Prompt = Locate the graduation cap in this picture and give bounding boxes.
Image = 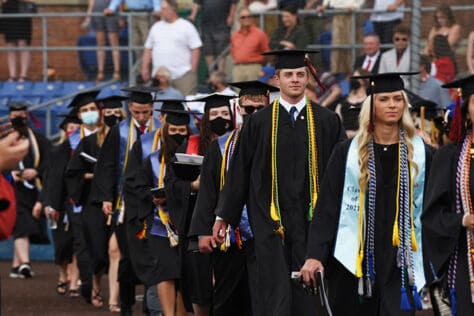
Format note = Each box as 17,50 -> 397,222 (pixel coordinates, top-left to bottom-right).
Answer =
121,86 -> 158,104
441,75 -> 474,143
155,99 -> 201,126
59,109 -> 82,130
96,95 -> 128,109
410,99 -> 439,120
261,49 -> 319,70
229,80 -> 279,98
192,93 -> 235,112
7,101 -> 31,112
67,90 -> 100,109
351,72 -> 419,133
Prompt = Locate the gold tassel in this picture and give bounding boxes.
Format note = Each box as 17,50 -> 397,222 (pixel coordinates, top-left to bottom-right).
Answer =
392,221 -> 400,246
356,250 -> 364,278
270,202 -> 279,221
136,220 -> 147,240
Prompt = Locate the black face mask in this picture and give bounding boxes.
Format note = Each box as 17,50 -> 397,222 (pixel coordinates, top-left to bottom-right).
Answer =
152,78 -> 160,87
210,117 -> 232,136
349,79 -> 361,91
104,115 -> 121,127
11,117 -> 27,129
208,83 -> 217,92
170,134 -> 187,146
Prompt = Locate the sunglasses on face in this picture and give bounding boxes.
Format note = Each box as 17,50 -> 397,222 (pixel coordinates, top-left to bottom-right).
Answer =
243,106 -> 265,114
394,37 -> 408,42
239,15 -> 251,20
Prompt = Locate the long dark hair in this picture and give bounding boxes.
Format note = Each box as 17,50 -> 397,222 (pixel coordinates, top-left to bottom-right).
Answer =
198,110 -> 214,156
161,122 -> 192,163
434,4 -> 456,28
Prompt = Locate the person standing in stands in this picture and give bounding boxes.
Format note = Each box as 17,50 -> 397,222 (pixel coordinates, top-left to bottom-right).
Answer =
8,101 -> 51,279
91,86 -> 160,315
142,0 -> 202,96
212,50 -> 345,315
370,0 -> 405,45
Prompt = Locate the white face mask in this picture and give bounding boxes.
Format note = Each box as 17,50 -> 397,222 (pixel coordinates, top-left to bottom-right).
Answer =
81,111 -> 99,125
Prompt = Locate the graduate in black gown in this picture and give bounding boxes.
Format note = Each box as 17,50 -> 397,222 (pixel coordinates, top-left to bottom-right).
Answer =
211,50 -> 345,316
43,111 -> 81,295
189,81 -> 279,316
91,86 -> 160,315
165,93 -> 235,315
7,101 -> 51,279
422,75 -> 474,316
300,73 -> 434,316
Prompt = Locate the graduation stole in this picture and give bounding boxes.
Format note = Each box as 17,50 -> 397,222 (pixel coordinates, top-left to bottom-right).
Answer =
270,97 -> 319,240
334,132 -> 425,311
151,151 -> 179,247
68,125 -> 85,152
218,130 -> 243,251
26,128 -> 43,190
448,132 -> 474,314
140,128 -> 162,160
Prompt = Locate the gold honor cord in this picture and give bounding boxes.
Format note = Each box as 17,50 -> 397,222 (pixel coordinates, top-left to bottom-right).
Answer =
156,154 -> 178,247
270,98 -> 319,241
356,188 -> 365,278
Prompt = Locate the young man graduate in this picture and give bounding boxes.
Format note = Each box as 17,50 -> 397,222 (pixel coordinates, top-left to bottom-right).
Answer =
212,50 -> 346,315
189,80 -> 278,316
91,86 -> 160,314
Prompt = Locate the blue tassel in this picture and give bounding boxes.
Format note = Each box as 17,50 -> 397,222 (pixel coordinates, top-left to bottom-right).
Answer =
400,287 -> 412,310
368,253 -> 375,280
450,288 -> 457,316
412,286 -> 423,310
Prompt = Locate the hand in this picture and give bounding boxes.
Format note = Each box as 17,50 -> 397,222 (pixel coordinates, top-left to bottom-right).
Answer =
226,15 -> 234,27
300,258 -> 324,288
102,201 -> 113,216
84,172 -> 94,180
316,5 -> 326,13
187,14 -> 196,22
141,68 -> 150,83
212,218 -> 227,245
198,235 -> 216,253
347,5 -> 357,11
11,170 -> 22,182
153,10 -> 161,20
0,131 -> 29,171
279,40 -> 295,50
387,4 -> 398,11
191,175 -> 200,192
103,8 -> 113,16
21,168 -> 38,181
462,214 -> 474,230
152,197 -> 166,206
32,201 -> 42,219
49,209 -> 60,222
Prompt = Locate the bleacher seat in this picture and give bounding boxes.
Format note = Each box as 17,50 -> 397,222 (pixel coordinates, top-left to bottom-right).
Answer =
31,81 -> 64,98
9,95 -> 43,105
61,81 -> 95,97
0,81 -> 35,97
97,82 -> 127,98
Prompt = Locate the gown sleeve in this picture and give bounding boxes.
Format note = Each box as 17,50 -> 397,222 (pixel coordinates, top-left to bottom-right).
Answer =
123,140 -> 146,222
65,139 -> 89,205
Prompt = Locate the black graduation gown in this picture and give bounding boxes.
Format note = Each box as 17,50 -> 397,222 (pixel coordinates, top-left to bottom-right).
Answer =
12,129 -> 50,244
215,102 -> 346,316
422,143 -> 474,315
44,140 -> 74,265
306,139 -> 433,316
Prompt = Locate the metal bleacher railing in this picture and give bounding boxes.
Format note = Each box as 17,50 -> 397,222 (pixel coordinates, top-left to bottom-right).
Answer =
0,5 -> 473,139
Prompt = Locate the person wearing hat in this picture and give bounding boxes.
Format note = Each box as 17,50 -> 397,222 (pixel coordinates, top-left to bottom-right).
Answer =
189,81 -> 278,315
91,86 -> 160,314
422,75 -> 474,316
66,95 -> 127,309
300,72 -> 434,315
126,104 -> 194,316
42,109 -> 81,296
8,101 -> 51,280
212,50 -> 345,315
164,93 -> 235,315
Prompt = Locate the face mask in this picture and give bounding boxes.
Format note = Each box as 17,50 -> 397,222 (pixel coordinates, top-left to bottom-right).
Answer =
210,117 -> 232,136
11,117 -> 27,129
104,115 -> 120,127
349,79 -> 361,91
208,83 -> 217,92
81,111 -> 99,126
170,134 -> 187,146
152,78 -> 160,87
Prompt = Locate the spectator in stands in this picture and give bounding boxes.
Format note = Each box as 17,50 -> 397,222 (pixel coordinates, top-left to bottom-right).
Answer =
188,0 -> 237,73
419,54 -> 451,111
467,31 -> 474,74
423,4 -> 461,56
432,34 -> 456,84
152,66 -> 184,110
334,68 -> 370,138
245,0 -> 277,13
353,33 -> 381,74
142,0 -> 202,96
2,0 -> 33,82
85,0 -> 122,82
230,6 -> 270,82
207,71 -> 237,96
269,5 -> 308,51
311,0 -> 365,77
313,70 -> 342,110
104,0 -> 162,83
378,25 -> 411,86
370,0 -> 405,45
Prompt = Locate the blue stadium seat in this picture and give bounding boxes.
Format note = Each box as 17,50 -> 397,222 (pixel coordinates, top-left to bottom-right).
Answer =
97,82 -> 127,98
31,81 -> 64,98
0,81 -> 34,97
9,96 -> 43,105
61,81 -> 95,96
0,97 -> 10,107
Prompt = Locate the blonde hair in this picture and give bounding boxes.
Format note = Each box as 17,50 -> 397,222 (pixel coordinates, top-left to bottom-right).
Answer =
356,91 -> 417,188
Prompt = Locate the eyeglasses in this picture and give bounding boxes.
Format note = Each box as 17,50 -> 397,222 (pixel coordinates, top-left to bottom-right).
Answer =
394,37 -> 408,42
243,106 -> 265,114
239,15 -> 251,20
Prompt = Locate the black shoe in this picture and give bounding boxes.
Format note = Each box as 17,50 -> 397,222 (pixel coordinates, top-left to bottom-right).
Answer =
19,263 -> 34,278
9,267 -> 25,279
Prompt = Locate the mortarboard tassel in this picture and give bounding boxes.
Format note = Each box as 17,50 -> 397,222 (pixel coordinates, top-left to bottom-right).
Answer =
304,55 -> 326,93
412,285 -> 423,310
136,220 -> 147,240
449,88 -> 463,143
450,288 -> 457,316
400,287 -> 412,310
29,112 -> 43,129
